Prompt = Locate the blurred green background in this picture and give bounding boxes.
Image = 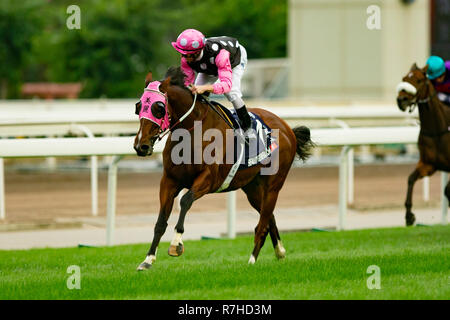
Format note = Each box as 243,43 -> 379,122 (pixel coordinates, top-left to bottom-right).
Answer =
0,0 -> 287,99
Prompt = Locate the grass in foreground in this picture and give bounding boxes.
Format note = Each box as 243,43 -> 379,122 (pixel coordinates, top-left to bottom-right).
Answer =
0,225 -> 449,300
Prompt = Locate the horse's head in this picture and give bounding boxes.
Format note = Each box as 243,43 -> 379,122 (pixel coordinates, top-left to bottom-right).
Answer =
396,63 -> 429,112
133,72 -> 170,157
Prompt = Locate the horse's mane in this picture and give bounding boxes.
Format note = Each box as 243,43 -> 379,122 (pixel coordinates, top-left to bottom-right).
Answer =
164,66 -> 187,89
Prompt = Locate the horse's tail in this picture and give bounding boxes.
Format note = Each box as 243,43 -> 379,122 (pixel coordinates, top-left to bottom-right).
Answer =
292,126 -> 315,162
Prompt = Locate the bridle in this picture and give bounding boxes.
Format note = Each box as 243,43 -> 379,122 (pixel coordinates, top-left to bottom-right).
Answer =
397,76 -> 436,113
156,91 -> 203,141
137,83 -> 210,144
398,76 -> 448,137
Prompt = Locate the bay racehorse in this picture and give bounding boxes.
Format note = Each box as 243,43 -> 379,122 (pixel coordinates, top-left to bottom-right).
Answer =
396,63 -> 450,226
133,67 -> 314,270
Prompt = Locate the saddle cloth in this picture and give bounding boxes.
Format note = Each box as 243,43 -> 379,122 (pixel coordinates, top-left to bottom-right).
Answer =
211,101 -> 278,170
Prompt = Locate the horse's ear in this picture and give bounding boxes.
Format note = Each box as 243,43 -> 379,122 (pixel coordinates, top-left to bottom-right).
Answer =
421,64 -> 429,74
410,63 -> 419,71
159,76 -> 171,93
145,71 -> 153,88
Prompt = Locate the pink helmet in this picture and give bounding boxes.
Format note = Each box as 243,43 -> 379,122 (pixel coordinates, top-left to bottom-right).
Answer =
171,29 -> 206,55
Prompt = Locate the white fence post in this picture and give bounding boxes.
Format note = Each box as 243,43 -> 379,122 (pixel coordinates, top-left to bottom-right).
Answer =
227,191 -> 237,239
0,158 -> 5,220
70,124 -> 98,216
441,172 -> 448,225
106,155 -> 122,246
329,119 -> 354,205
348,148 -> 354,205
91,155 -> 98,216
423,176 -> 430,202
338,146 -> 351,230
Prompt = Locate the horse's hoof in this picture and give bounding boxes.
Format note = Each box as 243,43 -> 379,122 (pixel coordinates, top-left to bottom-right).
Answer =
275,242 -> 286,260
248,255 -> 256,265
275,249 -> 286,260
137,262 -> 152,271
168,243 -> 184,257
406,213 -> 416,226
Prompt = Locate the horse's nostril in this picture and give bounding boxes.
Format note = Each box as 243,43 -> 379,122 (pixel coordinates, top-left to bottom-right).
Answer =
141,145 -> 149,151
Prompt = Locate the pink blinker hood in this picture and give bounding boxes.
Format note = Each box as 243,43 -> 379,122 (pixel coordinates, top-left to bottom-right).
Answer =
138,81 -> 170,131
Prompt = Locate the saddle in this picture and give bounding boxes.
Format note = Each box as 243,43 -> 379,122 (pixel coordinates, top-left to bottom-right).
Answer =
201,96 -> 278,170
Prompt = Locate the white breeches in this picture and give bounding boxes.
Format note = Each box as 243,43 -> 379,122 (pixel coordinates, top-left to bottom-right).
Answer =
195,45 -> 248,110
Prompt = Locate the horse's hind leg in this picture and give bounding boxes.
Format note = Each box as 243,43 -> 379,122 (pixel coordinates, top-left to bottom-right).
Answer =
137,175 -> 179,271
249,190 -> 280,264
269,215 -> 286,259
243,185 -> 285,260
405,162 -> 435,226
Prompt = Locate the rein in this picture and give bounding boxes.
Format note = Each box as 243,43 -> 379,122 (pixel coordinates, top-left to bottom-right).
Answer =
157,92 -> 209,141
199,96 -> 235,129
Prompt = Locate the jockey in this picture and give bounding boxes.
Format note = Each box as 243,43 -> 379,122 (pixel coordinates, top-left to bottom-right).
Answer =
171,28 -> 255,139
426,55 -> 450,106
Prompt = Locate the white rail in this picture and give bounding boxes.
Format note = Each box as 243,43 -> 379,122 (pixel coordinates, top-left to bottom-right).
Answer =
0,102 -> 424,212
0,126 -> 447,245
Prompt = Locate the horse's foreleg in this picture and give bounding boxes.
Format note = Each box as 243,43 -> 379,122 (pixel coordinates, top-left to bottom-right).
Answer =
169,170 -> 212,257
249,190 -> 279,264
168,190 -> 193,257
137,175 -> 179,271
405,163 -> 435,226
405,169 -> 420,226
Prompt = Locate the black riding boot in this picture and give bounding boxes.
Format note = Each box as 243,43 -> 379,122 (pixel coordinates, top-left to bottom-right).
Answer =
236,105 -> 256,140
236,105 -> 252,131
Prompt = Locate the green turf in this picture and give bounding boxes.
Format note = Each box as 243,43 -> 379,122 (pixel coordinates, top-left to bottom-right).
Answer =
0,225 -> 449,300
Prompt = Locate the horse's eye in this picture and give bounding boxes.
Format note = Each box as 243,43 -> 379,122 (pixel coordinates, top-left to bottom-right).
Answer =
151,101 -> 166,119
135,101 -> 142,115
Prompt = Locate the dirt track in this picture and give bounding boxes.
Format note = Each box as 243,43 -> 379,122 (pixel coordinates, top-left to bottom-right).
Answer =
1,163 -> 444,224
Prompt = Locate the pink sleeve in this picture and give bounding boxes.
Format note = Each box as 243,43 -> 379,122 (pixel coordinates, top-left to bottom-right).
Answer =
212,49 -> 233,94
181,57 -> 195,87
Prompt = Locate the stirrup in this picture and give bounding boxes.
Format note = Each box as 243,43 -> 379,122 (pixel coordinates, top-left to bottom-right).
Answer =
239,120 -> 257,142
244,127 -> 257,141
